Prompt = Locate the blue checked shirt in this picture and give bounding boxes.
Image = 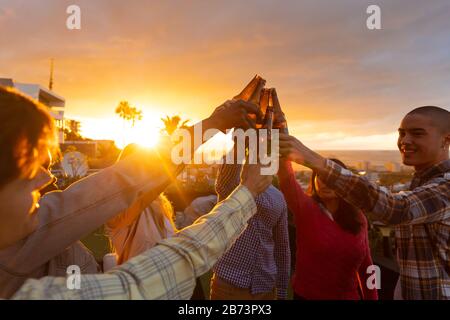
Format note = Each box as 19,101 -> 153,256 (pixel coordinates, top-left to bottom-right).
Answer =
320,159 -> 450,300
213,162 -> 290,299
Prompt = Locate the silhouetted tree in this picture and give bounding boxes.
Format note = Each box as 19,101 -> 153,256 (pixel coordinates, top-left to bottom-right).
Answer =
64,119 -> 89,141
161,115 -> 189,136
115,101 -> 143,128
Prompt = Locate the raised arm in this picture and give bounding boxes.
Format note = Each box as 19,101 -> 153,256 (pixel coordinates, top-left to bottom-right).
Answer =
7,148 -> 179,275
279,133 -> 450,226
271,90 -> 312,216
13,164 -> 273,300
277,159 -> 313,218
4,99 -> 263,276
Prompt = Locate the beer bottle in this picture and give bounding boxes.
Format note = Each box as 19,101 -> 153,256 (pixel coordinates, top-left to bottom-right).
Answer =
234,75 -> 266,127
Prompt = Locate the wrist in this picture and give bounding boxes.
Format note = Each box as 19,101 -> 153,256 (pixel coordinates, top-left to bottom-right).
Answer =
202,116 -> 214,132
309,152 -> 327,172
203,115 -> 224,133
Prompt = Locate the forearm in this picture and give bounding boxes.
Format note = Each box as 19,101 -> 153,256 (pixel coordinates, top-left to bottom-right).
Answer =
318,160 -> 450,225
13,185 -> 257,300
295,148 -> 328,175
277,160 -> 309,215
184,117 -> 221,157
10,148 -> 180,273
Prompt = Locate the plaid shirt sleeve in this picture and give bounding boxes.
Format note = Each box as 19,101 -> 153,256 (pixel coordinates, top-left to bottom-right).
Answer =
12,186 -> 257,300
320,160 -> 450,225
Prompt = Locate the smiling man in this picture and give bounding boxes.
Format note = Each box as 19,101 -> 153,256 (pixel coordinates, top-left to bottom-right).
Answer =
398,107 -> 449,171
278,106 -> 450,300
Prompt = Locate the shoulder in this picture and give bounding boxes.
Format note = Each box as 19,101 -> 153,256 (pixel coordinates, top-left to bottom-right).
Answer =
411,175 -> 450,195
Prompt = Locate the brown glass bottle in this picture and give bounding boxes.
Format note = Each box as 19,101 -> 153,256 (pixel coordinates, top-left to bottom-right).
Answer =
234,75 -> 266,128
271,88 -> 289,134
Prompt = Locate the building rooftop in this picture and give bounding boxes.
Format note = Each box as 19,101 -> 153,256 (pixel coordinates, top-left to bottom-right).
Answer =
0,78 -> 14,87
15,83 -> 65,107
0,78 -> 65,108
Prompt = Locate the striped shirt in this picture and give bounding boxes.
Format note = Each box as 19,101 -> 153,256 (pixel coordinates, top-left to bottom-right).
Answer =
213,163 -> 290,299
12,186 -> 257,300
320,159 -> 450,300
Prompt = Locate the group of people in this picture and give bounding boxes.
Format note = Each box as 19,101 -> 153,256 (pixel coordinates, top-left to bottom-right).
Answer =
0,85 -> 448,300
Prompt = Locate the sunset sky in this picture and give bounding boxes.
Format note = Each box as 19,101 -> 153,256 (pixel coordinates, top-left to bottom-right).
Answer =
1,0 -> 449,149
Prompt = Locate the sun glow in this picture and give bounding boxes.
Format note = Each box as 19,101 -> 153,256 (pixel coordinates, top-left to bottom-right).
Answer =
79,116 -> 162,149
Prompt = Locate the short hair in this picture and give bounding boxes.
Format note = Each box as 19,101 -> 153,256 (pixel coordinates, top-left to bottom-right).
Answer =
0,86 -> 58,188
406,106 -> 450,133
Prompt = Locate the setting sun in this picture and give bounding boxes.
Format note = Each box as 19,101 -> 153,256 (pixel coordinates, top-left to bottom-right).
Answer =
79,116 -> 163,149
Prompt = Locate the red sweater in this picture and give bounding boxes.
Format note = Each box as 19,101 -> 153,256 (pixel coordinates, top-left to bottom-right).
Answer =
278,161 -> 378,300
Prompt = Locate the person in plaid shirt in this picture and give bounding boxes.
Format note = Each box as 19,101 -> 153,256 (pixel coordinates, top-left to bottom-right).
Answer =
0,86 -> 272,299
279,106 -> 450,300
210,153 -> 290,300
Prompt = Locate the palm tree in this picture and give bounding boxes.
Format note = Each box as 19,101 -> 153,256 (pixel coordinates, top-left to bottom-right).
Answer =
115,101 -> 143,128
160,115 -> 190,136
63,119 -> 86,141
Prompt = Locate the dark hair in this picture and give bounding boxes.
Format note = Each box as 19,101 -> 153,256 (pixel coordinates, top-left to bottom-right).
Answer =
0,86 -> 58,188
406,106 -> 450,133
308,158 -> 363,235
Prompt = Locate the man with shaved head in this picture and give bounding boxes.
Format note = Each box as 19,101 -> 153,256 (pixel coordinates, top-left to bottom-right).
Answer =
278,105 -> 449,300
399,106 -> 450,170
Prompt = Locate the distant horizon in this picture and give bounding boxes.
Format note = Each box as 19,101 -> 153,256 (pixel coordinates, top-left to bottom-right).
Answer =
315,149 -> 398,151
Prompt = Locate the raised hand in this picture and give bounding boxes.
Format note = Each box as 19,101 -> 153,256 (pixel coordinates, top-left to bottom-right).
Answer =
279,133 -> 326,169
240,162 -> 273,198
207,99 -> 263,132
